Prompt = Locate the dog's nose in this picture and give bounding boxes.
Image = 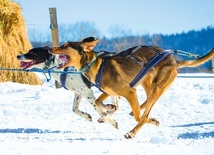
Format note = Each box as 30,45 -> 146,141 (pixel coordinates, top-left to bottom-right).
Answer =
17,54 -> 26,60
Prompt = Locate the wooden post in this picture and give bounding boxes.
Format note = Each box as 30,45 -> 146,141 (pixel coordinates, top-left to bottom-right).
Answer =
211,58 -> 214,73
49,8 -> 61,88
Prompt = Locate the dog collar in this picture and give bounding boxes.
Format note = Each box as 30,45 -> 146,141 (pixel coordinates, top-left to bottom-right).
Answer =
79,57 -> 96,73
43,54 -> 55,70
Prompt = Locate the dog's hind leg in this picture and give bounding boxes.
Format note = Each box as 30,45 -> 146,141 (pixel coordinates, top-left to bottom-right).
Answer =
129,99 -> 159,126
125,66 -> 177,139
122,88 -> 141,122
125,91 -> 165,138
72,93 -> 92,121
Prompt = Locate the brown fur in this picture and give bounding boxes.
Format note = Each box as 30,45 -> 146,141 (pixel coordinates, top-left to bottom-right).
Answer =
50,38 -> 214,139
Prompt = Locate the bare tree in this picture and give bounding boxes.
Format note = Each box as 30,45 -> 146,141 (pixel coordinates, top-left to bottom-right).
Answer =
59,21 -> 101,42
108,25 -> 132,38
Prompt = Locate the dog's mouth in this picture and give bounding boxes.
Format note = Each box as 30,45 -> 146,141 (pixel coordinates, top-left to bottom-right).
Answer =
58,54 -> 70,68
20,60 -> 36,69
17,54 -> 37,70
19,54 -> 70,70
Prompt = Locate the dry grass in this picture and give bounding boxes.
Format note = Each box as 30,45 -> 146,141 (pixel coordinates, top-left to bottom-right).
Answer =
0,0 -> 42,85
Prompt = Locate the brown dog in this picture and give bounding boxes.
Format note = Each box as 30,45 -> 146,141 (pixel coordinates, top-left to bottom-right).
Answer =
50,37 -> 214,139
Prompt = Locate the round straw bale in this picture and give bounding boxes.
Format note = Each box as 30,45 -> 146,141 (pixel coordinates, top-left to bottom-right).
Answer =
0,0 -> 42,85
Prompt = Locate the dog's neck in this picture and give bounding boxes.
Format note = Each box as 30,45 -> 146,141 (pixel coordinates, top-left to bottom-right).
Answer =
81,52 -> 103,84
42,55 -> 64,82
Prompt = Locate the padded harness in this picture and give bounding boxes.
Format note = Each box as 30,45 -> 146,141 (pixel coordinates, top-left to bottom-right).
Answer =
94,46 -> 173,91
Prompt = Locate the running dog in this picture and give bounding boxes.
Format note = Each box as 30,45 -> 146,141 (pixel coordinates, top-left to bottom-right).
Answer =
17,46 -> 119,128
49,37 -> 214,139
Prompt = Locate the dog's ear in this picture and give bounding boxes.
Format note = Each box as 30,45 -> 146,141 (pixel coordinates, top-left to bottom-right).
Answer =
82,37 -> 95,43
80,39 -> 99,52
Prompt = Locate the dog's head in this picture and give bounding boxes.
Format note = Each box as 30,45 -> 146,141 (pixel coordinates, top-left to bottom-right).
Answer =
49,37 -> 99,69
17,46 -> 54,69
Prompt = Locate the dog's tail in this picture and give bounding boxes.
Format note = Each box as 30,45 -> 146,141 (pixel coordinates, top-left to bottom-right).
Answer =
177,48 -> 214,68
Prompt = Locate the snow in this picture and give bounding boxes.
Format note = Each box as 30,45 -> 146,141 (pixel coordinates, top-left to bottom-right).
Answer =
0,73 -> 213,155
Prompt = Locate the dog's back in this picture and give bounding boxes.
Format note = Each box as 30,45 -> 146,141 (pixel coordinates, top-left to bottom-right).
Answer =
100,46 -> 177,91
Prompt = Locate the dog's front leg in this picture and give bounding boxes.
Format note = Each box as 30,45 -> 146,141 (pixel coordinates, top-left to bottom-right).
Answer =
95,93 -> 118,128
106,96 -> 119,115
82,92 -> 118,128
96,93 -> 118,116
72,93 -> 92,121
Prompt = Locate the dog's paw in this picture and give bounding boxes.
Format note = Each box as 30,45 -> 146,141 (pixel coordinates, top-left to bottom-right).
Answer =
148,118 -> 160,126
97,118 -> 105,123
124,132 -> 135,139
97,118 -> 118,129
87,115 -> 92,122
101,111 -> 108,117
104,104 -> 118,112
113,121 -> 118,129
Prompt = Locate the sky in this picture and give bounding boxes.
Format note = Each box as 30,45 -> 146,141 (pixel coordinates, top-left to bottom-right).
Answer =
12,0 -> 214,37
0,74 -> 213,154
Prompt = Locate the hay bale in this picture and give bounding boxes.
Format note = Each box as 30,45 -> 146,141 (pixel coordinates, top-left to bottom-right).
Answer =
0,0 -> 42,85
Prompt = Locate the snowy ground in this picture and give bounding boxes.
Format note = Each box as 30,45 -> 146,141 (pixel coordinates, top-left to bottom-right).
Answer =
0,73 -> 213,155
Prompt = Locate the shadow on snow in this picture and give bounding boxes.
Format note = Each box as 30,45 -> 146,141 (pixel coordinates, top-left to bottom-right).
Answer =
170,121 -> 214,128
170,121 -> 214,139
0,128 -> 70,134
0,128 -> 116,141
178,131 -> 214,139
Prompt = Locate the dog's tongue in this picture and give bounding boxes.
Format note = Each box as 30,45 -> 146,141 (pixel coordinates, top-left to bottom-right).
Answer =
20,61 -> 32,69
59,54 -> 69,64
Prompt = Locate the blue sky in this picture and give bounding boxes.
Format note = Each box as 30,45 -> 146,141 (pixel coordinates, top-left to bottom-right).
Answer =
13,0 -> 214,37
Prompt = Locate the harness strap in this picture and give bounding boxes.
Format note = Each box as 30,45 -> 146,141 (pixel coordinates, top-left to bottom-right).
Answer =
79,58 -> 96,73
94,58 -> 105,92
174,50 -> 200,58
93,46 -> 144,92
42,55 -> 55,81
43,55 -> 55,70
127,46 -> 145,66
129,56 -> 144,66
60,67 -> 69,90
94,46 -> 142,92
130,51 -> 173,87
127,46 -> 141,56
114,46 -> 141,57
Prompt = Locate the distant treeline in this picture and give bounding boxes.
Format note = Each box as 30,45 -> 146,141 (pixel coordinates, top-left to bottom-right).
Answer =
31,26 -> 214,73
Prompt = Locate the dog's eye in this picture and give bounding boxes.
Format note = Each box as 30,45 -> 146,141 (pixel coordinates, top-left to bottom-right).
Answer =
61,43 -> 68,49
62,45 -> 68,49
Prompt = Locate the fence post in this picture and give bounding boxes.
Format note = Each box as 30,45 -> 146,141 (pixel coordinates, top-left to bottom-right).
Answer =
212,58 -> 214,73
49,7 -> 61,88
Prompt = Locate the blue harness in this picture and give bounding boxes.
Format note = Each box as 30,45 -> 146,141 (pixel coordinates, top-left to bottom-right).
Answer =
60,67 -> 78,89
94,46 -> 173,91
60,67 -> 69,90
130,51 -> 172,87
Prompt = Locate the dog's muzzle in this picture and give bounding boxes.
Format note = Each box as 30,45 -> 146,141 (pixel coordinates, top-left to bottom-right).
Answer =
17,54 -> 26,60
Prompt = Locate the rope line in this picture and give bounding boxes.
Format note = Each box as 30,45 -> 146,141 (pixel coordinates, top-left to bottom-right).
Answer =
0,67 -> 81,74
0,49 -> 201,81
